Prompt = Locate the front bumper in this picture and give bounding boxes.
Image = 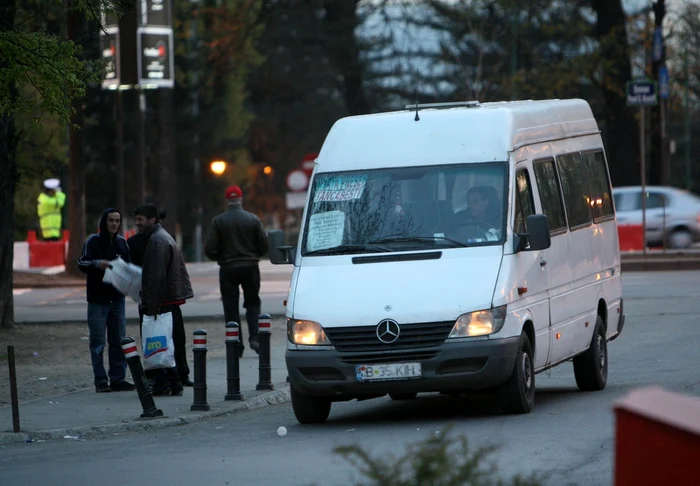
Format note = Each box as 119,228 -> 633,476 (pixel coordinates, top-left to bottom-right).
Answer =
286,336 -> 521,399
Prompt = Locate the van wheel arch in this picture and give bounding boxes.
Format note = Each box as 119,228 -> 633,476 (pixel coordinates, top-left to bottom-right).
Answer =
597,299 -> 607,333
522,320 -> 535,359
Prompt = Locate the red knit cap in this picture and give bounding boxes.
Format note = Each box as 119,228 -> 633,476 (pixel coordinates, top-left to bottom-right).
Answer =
225,185 -> 243,199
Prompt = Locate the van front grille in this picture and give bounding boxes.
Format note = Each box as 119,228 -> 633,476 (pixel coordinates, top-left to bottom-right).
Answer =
340,351 -> 438,365
324,321 -> 454,352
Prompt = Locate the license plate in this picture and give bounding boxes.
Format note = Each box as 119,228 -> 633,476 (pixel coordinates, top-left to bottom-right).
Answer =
355,363 -> 422,382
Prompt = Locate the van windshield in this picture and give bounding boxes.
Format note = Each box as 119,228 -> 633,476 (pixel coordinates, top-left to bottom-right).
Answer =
301,162 -> 508,255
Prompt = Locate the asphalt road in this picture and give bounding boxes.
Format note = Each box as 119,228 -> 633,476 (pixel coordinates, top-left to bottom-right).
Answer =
3,271 -> 700,485
13,262 -> 294,322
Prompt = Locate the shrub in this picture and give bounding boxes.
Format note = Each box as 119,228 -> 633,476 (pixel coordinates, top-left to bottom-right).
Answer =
333,425 -> 545,486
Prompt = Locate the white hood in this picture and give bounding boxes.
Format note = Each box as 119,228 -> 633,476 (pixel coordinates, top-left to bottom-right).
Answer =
290,246 -> 503,327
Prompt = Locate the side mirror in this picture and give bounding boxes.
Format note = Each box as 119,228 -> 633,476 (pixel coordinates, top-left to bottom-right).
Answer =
515,214 -> 551,252
268,229 -> 295,265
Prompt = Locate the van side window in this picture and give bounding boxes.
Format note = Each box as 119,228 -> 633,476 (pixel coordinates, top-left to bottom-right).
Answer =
582,151 -> 615,221
533,159 -> 567,233
556,153 -> 592,229
514,169 -> 535,234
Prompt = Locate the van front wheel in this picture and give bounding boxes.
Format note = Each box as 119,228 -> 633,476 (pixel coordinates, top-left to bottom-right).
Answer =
573,316 -> 608,391
497,333 -> 535,414
291,387 -> 332,424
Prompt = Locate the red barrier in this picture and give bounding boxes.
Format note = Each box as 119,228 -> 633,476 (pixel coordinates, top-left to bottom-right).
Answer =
617,224 -> 644,252
28,230 -> 70,267
614,387 -> 700,485
29,241 -> 66,267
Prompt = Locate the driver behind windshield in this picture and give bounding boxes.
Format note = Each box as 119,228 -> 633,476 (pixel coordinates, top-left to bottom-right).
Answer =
449,186 -> 502,242
460,187 -> 500,226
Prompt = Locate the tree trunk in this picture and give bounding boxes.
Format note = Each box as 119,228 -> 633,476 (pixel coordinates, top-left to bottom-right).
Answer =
0,0 -> 18,329
65,0 -> 86,278
649,0 -> 668,186
590,0 -> 639,186
323,0 -> 369,115
158,88 -> 178,237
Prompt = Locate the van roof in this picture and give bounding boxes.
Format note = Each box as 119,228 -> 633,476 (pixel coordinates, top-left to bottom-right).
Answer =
316,98 -> 600,172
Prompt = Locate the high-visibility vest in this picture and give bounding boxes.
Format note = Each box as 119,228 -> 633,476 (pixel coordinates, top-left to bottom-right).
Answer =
37,191 -> 66,239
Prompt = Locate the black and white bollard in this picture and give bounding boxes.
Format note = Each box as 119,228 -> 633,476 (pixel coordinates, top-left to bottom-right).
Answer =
121,337 -> 163,419
225,322 -> 243,401
191,329 -> 211,411
256,314 -> 274,391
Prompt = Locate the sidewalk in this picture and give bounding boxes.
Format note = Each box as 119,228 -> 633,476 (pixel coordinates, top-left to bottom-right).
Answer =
0,337 -> 291,445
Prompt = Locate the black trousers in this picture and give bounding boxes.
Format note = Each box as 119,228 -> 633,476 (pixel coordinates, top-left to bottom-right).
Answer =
139,305 -> 190,382
219,263 -> 261,343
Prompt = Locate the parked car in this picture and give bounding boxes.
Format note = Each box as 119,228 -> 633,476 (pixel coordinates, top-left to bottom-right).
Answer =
612,186 -> 700,248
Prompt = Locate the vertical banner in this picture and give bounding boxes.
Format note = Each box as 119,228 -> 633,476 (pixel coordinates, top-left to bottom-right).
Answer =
100,28 -> 120,89
100,6 -> 120,89
137,27 -> 174,88
136,0 -> 174,88
142,0 -> 172,26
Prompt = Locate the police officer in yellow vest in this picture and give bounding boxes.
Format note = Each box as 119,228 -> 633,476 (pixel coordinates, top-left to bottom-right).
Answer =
37,178 -> 66,241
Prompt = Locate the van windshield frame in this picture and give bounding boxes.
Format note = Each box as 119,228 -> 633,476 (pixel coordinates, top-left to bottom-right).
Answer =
300,162 -> 509,256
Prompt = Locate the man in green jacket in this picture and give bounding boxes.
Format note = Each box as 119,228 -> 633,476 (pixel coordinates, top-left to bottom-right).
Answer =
37,178 -> 66,241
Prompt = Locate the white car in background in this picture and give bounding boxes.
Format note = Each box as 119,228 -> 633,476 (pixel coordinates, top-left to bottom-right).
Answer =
613,186 -> 700,248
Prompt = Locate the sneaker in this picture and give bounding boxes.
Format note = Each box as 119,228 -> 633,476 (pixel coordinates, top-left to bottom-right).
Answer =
170,386 -> 184,397
250,338 -> 260,355
250,337 -> 260,351
153,388 -> 172,397
95,382 -> 112,393
181,377 -> 195,387
111,380 -> 136,392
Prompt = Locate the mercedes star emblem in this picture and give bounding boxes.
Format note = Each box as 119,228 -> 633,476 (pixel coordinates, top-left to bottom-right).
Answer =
376,319 -> 400,344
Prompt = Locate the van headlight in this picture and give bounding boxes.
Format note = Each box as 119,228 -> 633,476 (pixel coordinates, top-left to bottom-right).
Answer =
449,306 -> 506,338
287,319 -> 331,346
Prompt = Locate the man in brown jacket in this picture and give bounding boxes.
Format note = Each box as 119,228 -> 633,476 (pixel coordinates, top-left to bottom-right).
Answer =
134,203 -> 194,396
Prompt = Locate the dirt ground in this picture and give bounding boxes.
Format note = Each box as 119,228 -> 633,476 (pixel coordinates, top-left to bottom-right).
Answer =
0,321 -> 229,406
12,271 -> 85,288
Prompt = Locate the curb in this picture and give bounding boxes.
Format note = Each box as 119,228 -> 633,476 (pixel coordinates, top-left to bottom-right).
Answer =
0,386 -> 290,445
15,314 -> 288,326
621,259 -> 700,272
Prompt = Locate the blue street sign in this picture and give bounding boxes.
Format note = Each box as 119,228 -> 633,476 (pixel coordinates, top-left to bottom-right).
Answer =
626,80 -> 658,107
653,27 -> 663,62
659,66 -> 670,99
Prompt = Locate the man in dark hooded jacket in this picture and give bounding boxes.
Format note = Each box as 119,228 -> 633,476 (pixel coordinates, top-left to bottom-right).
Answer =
77,208 -> 136,393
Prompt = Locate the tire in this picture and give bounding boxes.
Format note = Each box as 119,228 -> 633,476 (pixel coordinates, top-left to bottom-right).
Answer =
497,333 -> 535,414
573,316 -> 608,391
291,387 -> 331,424
389,392 -> 417,401
668,230 -> 693,249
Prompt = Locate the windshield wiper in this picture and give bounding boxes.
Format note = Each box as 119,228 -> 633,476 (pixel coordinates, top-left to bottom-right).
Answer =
303,244 -> 392,256
369,236 -> 468,248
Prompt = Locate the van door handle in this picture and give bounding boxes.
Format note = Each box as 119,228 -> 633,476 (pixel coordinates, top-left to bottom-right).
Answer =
540,259 -> 547,267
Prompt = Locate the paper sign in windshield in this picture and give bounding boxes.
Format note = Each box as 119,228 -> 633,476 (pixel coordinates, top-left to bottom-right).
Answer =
313,175 -> 366,203
306,211 -> 345,251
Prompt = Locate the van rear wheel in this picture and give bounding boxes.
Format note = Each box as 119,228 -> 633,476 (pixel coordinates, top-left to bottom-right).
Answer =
573,316 -> 608,391
497,333 -> 535,414
291,387 -> 331,424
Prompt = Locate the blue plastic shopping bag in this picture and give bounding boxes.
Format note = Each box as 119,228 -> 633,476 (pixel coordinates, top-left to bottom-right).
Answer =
141,312 -> 175,370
